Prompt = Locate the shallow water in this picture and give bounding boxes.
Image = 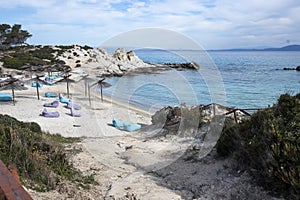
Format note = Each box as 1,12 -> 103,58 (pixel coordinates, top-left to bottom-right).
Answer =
103,50 -> 300,110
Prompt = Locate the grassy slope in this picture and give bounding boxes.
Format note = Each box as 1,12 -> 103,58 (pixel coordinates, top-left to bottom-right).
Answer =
217,93 -> 300,199
0,114 -> 94,192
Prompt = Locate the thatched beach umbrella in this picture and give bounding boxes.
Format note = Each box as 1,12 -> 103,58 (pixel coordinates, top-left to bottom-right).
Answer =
21,65 -> 48,78
88,78 -> 112,105
50,64 -> 73,98
22,64 -> 50,100
82,76 -> 94,97
56,73 -> 75,98
26,73 -> 49,100
0,78 -> 28,105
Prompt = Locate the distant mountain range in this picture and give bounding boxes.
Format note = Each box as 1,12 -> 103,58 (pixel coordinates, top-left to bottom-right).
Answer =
212,44 -> 300,51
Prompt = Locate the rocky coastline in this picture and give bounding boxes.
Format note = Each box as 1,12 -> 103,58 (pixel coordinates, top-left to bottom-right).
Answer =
282,66 -> 300,71
56,45 -> 199,78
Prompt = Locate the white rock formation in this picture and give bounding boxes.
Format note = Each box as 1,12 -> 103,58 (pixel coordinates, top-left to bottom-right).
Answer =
56,45 -> 153,77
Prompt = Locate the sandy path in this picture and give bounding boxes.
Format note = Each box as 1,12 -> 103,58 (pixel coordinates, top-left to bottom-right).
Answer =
0,79 -> 183,199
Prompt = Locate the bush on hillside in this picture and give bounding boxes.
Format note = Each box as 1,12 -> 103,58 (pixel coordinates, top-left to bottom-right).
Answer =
217,93 -> 300,198
0,45 -> 81,70
0,114 -> 93,191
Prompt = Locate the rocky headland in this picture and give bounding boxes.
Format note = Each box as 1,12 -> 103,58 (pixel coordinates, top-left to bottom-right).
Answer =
55,45 -> 199,78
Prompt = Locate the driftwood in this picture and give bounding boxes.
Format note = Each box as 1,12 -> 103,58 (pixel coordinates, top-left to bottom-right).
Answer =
152,103 -> 262,133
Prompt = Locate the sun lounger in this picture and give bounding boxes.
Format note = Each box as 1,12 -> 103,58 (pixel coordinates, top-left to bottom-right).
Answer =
0,94 -> 12,101
32,82 -> 43,88
44,80 -> 54,85
65,100 -> 81,110
124,123 -> 142,132
112,119 -> 124,128
41,108 -> 59,118
43,100 -> 59,108
112,119 -> 141,132
70,107 -> 81,117
59,94 -> 69,104
45,92 -> 58,98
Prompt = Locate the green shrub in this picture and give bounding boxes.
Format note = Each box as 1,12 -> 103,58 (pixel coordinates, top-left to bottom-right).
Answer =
216,117 -> 239,157
82,45 -> 93,50
0,114 -> 86,191
0,45 -> 75,69
217,93 -> 300,198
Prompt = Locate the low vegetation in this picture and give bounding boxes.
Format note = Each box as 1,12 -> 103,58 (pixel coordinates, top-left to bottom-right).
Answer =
0,44 -> 93,70
217,93 -> 300,199
0,114 -> 96,192
0,45 -> 71,70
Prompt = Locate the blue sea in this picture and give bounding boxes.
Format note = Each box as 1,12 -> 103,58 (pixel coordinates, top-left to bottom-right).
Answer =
103,49 -> 300,111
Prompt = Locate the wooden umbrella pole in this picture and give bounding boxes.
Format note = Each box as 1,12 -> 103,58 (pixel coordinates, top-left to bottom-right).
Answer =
67,78 -> 69,98
88,85 -> 91,107
101,84 -> 103,102
85,82 -> 87,96
36,79 -> 40,100
12,87 -> 15,106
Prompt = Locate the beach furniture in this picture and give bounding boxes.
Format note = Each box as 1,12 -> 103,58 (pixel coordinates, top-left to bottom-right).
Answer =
43,100 -> 59,108
45,92 -> 58,98
112,119 -> 141,132
124,123 -> 142,132
112,119 -> 124,129
70,107 -> 81,117
31,82 -> 43,88
44,77 -> 54,85
59,94 -> 70,104
41,108 -> 59,118
65,100 -> 81,110
0,93 -> 12,101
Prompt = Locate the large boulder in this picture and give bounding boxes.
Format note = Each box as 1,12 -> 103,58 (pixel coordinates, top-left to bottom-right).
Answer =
296,66 -> 300,71
112,48 -> 127,61
106,65 -> 124,76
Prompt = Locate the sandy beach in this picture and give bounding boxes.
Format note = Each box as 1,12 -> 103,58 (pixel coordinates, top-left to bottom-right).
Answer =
0,74 -> 282,200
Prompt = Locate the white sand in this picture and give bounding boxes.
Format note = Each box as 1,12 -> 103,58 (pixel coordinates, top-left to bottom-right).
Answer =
0,78 -> 152,137
0,78 -> 183,199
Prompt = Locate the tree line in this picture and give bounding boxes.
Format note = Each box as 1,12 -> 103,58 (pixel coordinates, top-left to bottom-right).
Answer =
0,24 -> 32,50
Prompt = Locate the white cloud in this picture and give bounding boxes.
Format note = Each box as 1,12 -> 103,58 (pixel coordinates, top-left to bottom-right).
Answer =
1,0 -> 300,49
0,0 -> 53,8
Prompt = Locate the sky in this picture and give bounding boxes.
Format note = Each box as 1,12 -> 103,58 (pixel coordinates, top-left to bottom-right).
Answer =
0,0 -> 299,50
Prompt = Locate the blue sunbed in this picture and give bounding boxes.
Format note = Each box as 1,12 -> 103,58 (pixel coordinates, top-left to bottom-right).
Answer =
0,94 -> 12,101
32,82 -> 43,88
112,119 -> 141,132
44,100 -> 59,108
59,94 -> 69,104
45,92 -> 58,98
41,108 -> 59,118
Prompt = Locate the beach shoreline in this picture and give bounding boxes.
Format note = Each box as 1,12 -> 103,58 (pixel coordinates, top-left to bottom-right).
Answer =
0,76 -> 152,138
0,50 -> 283,199
0,76 -> 282,200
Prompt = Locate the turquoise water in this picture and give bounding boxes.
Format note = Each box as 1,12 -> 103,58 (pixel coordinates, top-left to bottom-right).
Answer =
104,50 -> 300,110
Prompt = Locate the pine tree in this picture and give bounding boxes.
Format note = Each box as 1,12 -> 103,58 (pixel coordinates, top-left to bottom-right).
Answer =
0,24 -> 32,50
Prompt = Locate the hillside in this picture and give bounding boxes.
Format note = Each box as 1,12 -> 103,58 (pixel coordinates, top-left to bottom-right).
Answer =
264,44 -> 300,51
0,45 -> 154,77
213,44 -> 300,51
217,93 -> 300,199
